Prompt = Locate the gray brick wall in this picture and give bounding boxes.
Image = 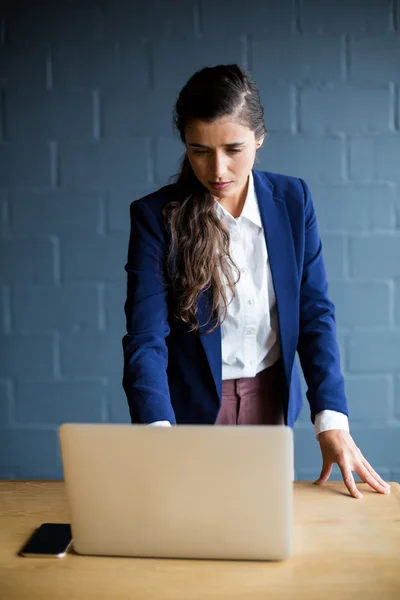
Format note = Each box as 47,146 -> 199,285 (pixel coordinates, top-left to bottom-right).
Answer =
0,0 -> 399,482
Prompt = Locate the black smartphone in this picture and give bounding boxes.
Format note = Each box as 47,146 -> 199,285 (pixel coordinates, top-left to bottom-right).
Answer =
19,523 -> 73,558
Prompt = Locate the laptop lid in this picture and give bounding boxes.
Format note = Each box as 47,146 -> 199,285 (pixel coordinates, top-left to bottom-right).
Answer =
59,423 -> 293,561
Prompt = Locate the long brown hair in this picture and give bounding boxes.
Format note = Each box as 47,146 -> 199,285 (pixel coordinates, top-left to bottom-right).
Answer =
162,64 -> 267,334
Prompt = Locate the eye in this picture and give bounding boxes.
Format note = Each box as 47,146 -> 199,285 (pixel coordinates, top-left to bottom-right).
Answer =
193,150 -> 207,155
228,148 -> 242,153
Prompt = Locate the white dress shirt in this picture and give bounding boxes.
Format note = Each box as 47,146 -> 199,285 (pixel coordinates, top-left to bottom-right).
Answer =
150,172 -> 349,439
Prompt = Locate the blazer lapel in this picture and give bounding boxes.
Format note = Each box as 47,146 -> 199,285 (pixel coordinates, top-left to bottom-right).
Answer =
252,169 -> 299,381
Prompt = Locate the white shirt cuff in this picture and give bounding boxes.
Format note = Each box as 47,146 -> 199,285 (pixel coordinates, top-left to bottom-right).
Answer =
314,410 -> 350,439
148,414 -> 350,438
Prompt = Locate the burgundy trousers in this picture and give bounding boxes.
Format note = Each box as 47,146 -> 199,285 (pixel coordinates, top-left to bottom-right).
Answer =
215,359 -> 286,426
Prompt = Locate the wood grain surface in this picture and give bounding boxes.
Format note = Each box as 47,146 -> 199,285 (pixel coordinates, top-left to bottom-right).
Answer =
0,480 -> 399,599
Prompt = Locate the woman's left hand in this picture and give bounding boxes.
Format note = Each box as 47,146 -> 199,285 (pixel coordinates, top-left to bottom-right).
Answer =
314,429 -> 391,499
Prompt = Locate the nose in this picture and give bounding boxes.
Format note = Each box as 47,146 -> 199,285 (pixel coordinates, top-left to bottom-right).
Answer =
210,153 -> 228,181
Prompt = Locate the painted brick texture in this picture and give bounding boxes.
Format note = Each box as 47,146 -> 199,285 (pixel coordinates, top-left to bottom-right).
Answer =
0,0 -> 399,480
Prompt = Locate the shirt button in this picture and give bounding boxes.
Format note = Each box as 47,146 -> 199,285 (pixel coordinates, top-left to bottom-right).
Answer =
247,299 -> 254,306
241,268 -> 247,274
249,360 -> 254,366
245,329 -> 253,335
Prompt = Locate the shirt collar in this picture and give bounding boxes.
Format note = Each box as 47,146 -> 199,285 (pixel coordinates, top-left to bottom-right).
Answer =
213,170 -> 262,229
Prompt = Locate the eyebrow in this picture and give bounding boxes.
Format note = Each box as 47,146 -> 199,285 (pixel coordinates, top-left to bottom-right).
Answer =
188,141 -> 247,149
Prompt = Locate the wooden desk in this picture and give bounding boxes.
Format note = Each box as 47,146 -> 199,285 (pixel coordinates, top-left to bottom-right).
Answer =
0,481 -> 399,599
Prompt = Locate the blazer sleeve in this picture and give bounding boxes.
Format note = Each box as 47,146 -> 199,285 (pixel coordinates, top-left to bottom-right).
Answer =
122,198 -> 176,425
296,178 -> 349,424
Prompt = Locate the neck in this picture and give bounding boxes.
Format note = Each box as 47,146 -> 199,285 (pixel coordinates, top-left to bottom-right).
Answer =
215,176 -> 249,219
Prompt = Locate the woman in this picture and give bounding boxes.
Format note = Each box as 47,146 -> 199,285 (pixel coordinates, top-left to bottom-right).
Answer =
122,64 -> 390,499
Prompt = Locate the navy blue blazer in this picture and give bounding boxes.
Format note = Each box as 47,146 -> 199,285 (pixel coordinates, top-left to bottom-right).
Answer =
122,169 -> 348,428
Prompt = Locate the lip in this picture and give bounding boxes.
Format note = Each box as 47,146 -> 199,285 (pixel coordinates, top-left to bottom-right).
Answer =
210,181 -> 232,190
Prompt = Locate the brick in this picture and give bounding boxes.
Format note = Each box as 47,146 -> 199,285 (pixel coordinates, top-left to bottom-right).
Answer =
0,240 -> 54,284
329,281 -> 391,327
152,37 -> 244,90
345,375 -> 391,423
0,194 -> 7,235
201,0 -> 293,38
395,284 -> 400,326
293,428 -> 327,470
0,42 -> 46,86
59,139 -> 149,187
4,1 -> 102,43
256,83 -> 293,133
349,35 -> 400,84
104,283 -> 126,332
102,87 -> 176,137
253,37 -> 341,84
349,235 -> 400,278
154,137 -> 187,185
348,135 -> 375,182
116,41 -> 151,87
61,234 -> 128,282
8,190 -> 102,236
348,331 -> 400,372
395,184 -> 400,227
319,233 -> 346,278
310,183 -> 395,231
52,42 -> 123,87
299,0 -> 392,34
0,380 -> 12,426
0,466 -> 19,479
389,469 -> 400,484
349,135 -> 400,182
0,143 -> 50,188
108,379 -> 130,423
335,329 -> 348,369
52,40 -> 148,88
347,427 -> 400,468
300,85 -> 391,134
0,94 -> 4,141
14,381 -> 107,424
394,376 -> 400,420
0,429 -> 62,479
258,134 -> 343,183
397,84 -> 400,129
101,1 -> 194,39
12,284 -> 100,333
398,1 -> 400,32
0,334 -> 55,378
60,332 -> 123,378
296,401 -> 309,424
0,286 -> 7,333
107,187 -> 154,232
4,89 -> 93,140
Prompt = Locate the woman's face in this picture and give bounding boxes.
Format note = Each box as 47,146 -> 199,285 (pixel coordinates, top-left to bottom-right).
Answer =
185,117 -> 263,202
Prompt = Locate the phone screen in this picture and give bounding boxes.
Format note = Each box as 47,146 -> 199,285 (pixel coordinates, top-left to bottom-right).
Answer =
19,523 -> 72,557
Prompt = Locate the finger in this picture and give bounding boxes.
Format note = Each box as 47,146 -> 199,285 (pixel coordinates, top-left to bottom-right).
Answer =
339,464 -> 363,499
314,462 -> 332,485
360,458 -> 391,491
356,462 -> 391,495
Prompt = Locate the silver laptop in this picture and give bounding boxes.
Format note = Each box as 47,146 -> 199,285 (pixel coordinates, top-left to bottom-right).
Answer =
59,423 -> 293,561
